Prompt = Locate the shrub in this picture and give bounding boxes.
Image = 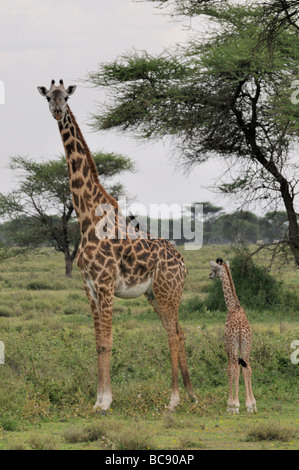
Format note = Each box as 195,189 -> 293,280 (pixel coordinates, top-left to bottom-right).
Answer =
27,281 -> 51,290
246,422 -> 297,442
63,425 -> 90,444
106,422 -> 153,450
27,434 -> 57,450
0,417 -> 19,431
63,421 -> 113,444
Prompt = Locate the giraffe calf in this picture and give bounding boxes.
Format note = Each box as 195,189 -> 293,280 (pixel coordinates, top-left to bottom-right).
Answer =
209,260 -> 257,414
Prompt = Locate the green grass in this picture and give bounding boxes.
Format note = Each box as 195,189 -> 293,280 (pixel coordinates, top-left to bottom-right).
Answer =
0,245 -> 298,450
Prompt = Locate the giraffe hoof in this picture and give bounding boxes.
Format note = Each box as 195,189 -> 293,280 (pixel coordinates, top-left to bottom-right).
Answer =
246,404 -> 257,414
167,401 -> 180,412
167,404 -> 177,412
189,392 -> 197,403
93,402 -> 110,414
94,408 -> 107,416
227,405 -> 239,414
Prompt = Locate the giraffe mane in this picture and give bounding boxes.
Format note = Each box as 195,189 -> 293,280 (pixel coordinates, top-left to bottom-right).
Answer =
223,263 -> 240,308
67,105 -> 118,209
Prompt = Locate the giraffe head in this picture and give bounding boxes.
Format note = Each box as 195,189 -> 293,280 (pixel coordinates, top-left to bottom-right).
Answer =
37,79 -> 76,121
209,259 -> 229,279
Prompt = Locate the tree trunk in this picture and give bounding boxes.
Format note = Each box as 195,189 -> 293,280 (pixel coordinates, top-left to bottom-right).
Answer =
64,251 -> 73,278
246,135 -> 299,265
249,142 -> 299,265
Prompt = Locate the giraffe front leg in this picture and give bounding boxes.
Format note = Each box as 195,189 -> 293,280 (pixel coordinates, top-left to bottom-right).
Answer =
85,279 -> 114,412
168,336 -> 180,412
94,336 -> 113,412
94,303 -> 114,412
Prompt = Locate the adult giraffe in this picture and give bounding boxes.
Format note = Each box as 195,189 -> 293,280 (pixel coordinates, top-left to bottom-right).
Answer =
37,80 -> 195,412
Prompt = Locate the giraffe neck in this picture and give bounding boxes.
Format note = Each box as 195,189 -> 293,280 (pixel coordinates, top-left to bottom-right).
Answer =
220,264 -> 240,311
58,106 -> 119,239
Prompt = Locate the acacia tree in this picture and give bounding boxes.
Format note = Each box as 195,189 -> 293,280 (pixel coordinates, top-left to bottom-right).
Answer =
146,0 -> 299,27
0,153 -> 134,277
86,1 -> 299,264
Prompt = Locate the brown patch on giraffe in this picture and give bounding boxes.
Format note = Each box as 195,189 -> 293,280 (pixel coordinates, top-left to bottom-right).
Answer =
86,180 -> 92,191
87,229 -> 100,244
82,217 -> 91,233
73,193 -> 79,208
123,252 -> 136,266
79,196 -> 86,213
62,131 -> 71,143
82,162 -> 89,178
65,141 -> 75,156
76,141 -> 85,155
71,177 -> 85,189
94,251 -> 106,265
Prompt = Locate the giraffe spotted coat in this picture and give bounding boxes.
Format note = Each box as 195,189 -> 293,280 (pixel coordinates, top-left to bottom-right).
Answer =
38,80 -> 195,412
209,260 -> 257,414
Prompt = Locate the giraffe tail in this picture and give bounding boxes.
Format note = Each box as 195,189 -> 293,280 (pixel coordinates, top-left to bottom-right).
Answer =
238,358 -> 247,368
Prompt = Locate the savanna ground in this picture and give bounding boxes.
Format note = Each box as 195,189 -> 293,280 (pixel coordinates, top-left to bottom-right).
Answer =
0,244 -> 298,450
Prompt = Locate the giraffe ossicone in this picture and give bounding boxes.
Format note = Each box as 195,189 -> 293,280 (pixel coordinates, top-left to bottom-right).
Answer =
38,80 -> 195,412
209,260 -> 257,414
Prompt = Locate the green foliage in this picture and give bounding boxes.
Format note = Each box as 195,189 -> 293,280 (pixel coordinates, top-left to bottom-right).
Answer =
0,417 -> 19,432
246,422 -> 297,442
63,419 -> 153,450
87,4 -> 299,152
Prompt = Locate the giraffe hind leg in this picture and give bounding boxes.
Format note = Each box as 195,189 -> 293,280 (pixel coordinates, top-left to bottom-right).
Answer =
227,353 -> 240,414
147,296 -> 194,410
241,357 -> 257,413
177,323 -> 196,401
240,333 -> 257,413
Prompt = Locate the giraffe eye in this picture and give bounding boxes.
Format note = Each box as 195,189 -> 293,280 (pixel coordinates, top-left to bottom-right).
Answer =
46,97 -> 51,102
65,96 -> 69,101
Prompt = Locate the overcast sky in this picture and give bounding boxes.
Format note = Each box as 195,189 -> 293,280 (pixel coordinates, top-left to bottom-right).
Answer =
0,0 -> 232,216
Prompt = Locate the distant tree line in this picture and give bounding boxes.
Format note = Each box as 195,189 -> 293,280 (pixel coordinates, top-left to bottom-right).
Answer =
0,202 -> 289,251
124,202 -> 290,246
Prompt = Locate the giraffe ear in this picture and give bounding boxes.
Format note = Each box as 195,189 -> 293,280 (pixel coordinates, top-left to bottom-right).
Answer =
209,261 -> 218,269
225,260 -> 230,267
65,85 -> 77,96
37,86 -> 49,96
